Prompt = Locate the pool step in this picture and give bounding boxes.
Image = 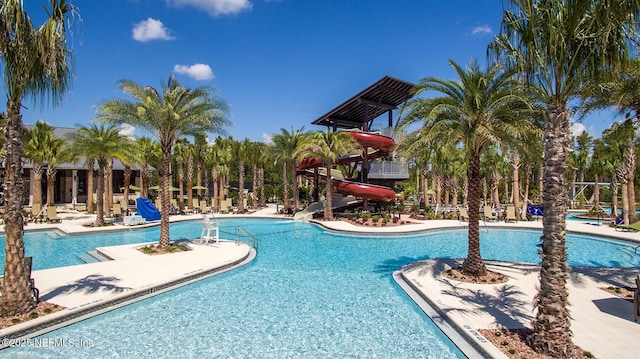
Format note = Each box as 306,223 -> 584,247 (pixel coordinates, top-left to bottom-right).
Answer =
78,251 -> 113,264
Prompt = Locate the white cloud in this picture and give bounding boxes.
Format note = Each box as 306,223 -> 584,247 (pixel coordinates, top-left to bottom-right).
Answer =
570,121 -> 586,138
471,25 -> 492,35
173,63 -> 215,80
169,0 -> 252,17
119,124 -> 136,139
132,18 -> 175,42
262,133 -> 273,144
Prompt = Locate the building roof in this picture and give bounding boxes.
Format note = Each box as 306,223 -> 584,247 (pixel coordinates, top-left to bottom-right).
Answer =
311,75 -> 415,129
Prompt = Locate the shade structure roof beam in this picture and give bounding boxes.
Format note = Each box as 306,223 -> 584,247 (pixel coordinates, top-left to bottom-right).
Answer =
311,75 -> 415,130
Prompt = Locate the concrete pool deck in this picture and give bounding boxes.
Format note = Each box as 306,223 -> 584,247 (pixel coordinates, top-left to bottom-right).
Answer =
1,205 -> 639,358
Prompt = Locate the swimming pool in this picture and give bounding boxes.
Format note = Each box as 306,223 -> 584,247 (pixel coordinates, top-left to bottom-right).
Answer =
3,219 -> 640,358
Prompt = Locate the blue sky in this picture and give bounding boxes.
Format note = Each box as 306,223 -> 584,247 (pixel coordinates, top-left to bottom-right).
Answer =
19,0 -> 616,143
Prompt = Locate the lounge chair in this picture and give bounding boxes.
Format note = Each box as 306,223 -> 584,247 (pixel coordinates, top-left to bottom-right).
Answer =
200,201 -> 211,214
634,275 -> 639,322
46,206 -> 61,223
200,214 -> 219,244
483,205 -> 498,222
458,208 -> 469,222
192,198 -> 200,214
505,206 -> 517,223
615,221 -> 640,232
112,202 -> 123,219
29,203 -> 46,223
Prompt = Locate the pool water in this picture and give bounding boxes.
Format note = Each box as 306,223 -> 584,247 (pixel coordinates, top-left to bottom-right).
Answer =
3,219 -> 640,358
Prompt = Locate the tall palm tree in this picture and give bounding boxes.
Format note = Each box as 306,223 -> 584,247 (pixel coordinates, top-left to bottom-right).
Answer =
23,121 -> 55,207
271,127 -> 307,212
186,143 -> 195,210
98,75 -> 229,248
173,139 -> 189,207
0,0 -> 76,316
235,138 -> 251,213
44,134 -> 68,206
193,133 -> 208,198
295,130 -> 359,220
492,1 -> 639,355
66,123 -> 132,226
398,59 -> 536,276
135,137 -> 160,199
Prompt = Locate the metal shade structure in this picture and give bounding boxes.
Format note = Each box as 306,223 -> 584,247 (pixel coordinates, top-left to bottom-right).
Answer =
312,75 -> 415,131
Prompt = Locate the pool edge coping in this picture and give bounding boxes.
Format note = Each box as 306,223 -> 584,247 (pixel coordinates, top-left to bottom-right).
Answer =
0,248 -> 256,349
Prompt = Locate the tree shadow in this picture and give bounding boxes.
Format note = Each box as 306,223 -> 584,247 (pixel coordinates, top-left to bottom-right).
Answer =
592,297 -> 635,322
40,274 -> 131,301
569,266 -> 638,289
441,281 -> 533,329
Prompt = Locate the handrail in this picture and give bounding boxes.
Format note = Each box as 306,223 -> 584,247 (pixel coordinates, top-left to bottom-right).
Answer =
234,226 -> 258,252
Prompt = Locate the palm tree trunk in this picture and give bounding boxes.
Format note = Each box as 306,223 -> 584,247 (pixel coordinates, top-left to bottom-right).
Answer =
521,165 -> 531,219
292,162 -> 300,213
46,168 -> 56,206
461,151 -> 487,276
123,165 -> 131,208
159,146 -> 172,248
0,109 -> 36,316
187,153 -> 194,210
252,163 -> 258,208
32,166 -> 44,207
212,167 -> 219,212
238,161 -> 245,213
87,161 -> 95,213
325,166 -> 334,220
621,178 -> 629,224
512,156 -> 522,221
594,174 -> 600,206
528,106 -> 573,357
628,180 -> 636,222
259,167 -> 266,207
95,162 -> 106,227
282,162 -> 289,209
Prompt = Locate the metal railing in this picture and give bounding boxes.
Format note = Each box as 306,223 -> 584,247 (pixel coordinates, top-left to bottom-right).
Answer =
234,226 -> 258,252
368,160 -> 409,179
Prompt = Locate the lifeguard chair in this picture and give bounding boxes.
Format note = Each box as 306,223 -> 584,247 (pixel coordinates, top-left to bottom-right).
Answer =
200,214 -> 219,244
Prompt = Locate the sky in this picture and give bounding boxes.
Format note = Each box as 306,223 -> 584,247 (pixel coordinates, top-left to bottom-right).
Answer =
16,0 -> 619,143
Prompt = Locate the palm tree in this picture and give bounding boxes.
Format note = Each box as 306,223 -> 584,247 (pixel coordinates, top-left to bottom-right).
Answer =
173,139 -> 189,208
0,0 -> 76,316
398,59 -> 536,276
44,134 -> 68,206
492,1 -> 639,355
186,143 -> 195,210
235,138 -> 251,213
98,75 -> 229,248
295,130 -> 359,220
135,137 -> 161,199
23,121 -> 55,207
193,133 -> 208,199
581,58 -> 640,217
66,124 -> 132,226
271,127 -> 307,212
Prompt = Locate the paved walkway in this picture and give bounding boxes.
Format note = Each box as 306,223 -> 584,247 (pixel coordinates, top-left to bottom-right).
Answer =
1,206 -> 639,357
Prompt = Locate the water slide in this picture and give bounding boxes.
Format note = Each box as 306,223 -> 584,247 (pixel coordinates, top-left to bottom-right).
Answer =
297,131 -> 396,203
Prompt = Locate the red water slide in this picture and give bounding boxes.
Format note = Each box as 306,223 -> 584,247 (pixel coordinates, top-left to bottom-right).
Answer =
297,131 -> 397,203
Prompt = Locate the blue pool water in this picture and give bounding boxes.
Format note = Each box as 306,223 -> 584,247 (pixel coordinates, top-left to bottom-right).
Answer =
3,219 -> 640,358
